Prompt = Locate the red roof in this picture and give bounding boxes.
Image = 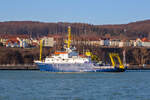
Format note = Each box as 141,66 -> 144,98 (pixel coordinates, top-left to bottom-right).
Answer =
6,38 -> 19,44
141,37 -> 150,42
32,42 -> 39,46
0,34 -> 29,39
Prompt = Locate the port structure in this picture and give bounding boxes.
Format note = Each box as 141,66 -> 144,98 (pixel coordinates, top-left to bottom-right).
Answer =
109,53 -> 124,69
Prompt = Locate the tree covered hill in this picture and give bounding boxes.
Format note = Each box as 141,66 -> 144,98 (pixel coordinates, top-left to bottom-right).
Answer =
0,20 -> 150,39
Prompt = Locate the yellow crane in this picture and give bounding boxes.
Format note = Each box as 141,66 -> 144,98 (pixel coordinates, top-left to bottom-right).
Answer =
109,53 -> 124,69
85,51 -> 99,62
86,51 -> 125,69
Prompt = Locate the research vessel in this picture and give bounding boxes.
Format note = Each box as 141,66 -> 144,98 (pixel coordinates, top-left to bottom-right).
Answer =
34,26 -> 126,72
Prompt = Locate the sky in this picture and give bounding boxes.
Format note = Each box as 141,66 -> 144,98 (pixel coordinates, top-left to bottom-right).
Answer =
0,0 -> 150,25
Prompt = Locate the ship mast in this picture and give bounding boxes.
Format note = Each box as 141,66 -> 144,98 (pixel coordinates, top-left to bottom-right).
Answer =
123,49 -> 126,66
40,39 -> 43,61
67,26 -> 71,49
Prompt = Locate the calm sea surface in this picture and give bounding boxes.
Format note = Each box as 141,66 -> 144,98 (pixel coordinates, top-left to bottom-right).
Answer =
0,70 -> 150,100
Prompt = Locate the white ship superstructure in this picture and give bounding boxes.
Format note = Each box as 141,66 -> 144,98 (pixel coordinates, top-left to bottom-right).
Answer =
44,51 -> 90,64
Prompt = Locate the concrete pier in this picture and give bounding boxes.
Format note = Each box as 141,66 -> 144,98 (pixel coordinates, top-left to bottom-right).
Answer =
0,64 -> 38,70
127,65 -> 150,70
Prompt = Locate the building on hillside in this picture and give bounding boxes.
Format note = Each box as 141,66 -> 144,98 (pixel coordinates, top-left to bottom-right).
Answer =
86,38 -> 101,46
125,41 -> 131,47
104,39 -> 110,46
100,39 -> 104,46
134,38 -> 142,47
52,35 -> 64,46
16,35 -> 32,48
17,38 -> 29,48
31,39 -> 40,47
119,40 -> 131,47
0,35 -> 9,45
6,39 -> 20,48
129,40 -> 135,46
142,42 -> 150,47
109,39 -> 120,47
72,37 -> 102,46
41,36 -> 55,47
19,40 -> 28,48
141,38 -> 150,47
0,35 -> 31,48
0,38 -> 7,46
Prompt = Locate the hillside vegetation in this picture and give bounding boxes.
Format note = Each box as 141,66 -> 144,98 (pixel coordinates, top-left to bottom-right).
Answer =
0,20 -> 150,39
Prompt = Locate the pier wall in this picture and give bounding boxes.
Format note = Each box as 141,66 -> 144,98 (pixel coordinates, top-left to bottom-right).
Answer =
127,65 -> 150,70
0,64 -> 38,70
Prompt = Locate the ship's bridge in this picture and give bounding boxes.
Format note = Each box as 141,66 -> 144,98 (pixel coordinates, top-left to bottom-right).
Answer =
54,51 -> 69,59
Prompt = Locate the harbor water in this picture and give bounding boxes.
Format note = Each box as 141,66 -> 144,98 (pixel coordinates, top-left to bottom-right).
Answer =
0,70 -> 150,100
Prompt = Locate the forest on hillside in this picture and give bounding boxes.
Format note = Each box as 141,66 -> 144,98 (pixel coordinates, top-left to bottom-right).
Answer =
0,20 -> 150,39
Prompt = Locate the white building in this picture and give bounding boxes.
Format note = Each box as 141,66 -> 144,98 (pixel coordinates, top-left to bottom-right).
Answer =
110,40 -> 120,47
134,38 -> 142,47
104,39 -> 110,46
142,42 -> 150,47
100,39 -> 104,46
119,41 -> 131,47
41,37 -> 55,47
17,37 -> 31,48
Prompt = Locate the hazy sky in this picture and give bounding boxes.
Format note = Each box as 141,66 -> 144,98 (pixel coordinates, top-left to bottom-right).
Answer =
0,0 -> 150,25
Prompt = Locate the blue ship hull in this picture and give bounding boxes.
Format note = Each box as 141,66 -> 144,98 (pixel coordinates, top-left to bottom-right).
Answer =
35,62 -> 125,72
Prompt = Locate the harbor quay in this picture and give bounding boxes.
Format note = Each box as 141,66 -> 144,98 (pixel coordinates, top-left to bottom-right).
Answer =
0,64 -> 150,70
0,64 -> 38,70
